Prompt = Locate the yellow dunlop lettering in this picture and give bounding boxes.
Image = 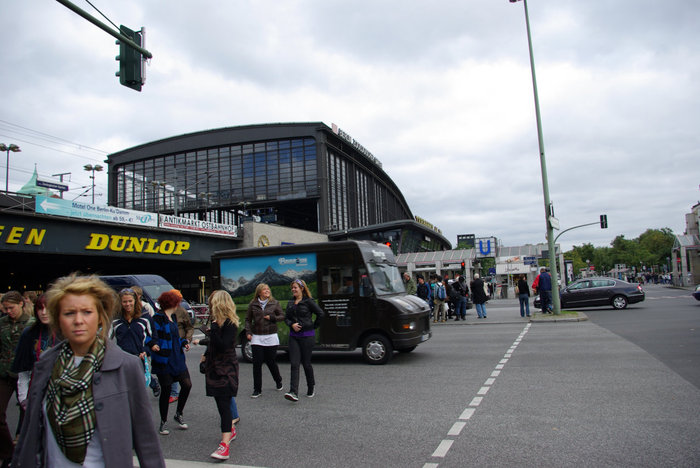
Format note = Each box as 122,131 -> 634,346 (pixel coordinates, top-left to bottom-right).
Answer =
85,233 -> 110,250
84,233 -> 191,256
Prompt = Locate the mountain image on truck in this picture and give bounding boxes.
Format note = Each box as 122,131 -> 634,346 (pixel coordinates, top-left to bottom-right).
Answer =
212,240 -> 432,364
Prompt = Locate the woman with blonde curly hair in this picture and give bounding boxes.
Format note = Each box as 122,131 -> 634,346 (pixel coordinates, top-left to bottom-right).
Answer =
200,290 -> 239,460
13,273 -> 165,467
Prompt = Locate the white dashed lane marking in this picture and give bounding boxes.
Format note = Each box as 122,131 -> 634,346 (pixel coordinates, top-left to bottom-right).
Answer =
424,323 -> 531,467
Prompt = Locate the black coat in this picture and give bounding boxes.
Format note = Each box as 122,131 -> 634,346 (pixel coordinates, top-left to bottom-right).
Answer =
202,319 -> 239,398
471,278 -> 488,305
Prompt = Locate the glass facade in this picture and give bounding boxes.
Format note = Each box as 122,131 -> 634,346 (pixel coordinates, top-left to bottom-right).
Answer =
108,123 -> 448,250
326,149 -> 409,231
115,137 -> 318,227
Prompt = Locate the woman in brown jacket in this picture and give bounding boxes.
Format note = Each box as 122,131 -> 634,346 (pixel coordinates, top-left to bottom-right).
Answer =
245,283 -> 284,398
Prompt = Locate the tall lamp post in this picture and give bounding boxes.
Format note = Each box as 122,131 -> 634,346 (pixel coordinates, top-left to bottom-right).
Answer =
510,0 -> 560,314
83,164 -> 103,204
1,143 -> 22,192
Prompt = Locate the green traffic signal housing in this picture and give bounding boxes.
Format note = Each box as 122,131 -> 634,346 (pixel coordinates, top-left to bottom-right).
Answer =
600,214 -> 608,229
115,25 -> 144,91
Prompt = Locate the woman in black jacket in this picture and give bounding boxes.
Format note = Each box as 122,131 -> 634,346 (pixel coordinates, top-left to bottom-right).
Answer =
196,290 -> 239,460
283,279 -> 324,402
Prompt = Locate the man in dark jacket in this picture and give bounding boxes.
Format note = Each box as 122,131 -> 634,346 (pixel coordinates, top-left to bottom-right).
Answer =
537,268 -> 553,314
470,274 -> 488,319
416,275 -> 430,305
451,275 -> 468,321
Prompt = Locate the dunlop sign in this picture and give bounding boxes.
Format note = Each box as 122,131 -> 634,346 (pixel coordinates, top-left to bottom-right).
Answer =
0,213 -> 234,262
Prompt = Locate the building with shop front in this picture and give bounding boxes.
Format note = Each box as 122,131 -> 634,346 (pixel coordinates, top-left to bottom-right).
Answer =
672,202 -> 700,286
106,122 -> 450,253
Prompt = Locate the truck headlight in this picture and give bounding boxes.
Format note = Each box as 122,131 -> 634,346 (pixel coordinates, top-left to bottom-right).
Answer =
401,321 -> 416,331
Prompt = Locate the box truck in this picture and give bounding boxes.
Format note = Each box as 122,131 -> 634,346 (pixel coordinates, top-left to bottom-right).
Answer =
212,240 -> 431,364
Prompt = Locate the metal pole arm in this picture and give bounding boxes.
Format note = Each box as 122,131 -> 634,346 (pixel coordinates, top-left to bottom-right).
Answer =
553,221 -> 599,245
55,0 -> 153,59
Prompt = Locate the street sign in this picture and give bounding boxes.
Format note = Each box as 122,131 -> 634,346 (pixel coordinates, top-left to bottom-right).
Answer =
36,179 -> 69,192
523,256 -> 537,265
548,216 -> 560,230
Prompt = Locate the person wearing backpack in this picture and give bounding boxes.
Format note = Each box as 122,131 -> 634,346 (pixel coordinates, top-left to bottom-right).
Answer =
431,275 -> 447,323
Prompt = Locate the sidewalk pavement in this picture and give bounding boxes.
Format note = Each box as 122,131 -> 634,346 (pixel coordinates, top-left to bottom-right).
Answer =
431,297 -> 588,325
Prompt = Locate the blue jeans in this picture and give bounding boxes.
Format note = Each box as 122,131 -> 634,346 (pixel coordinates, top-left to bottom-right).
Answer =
518,294 -> 531,317
455,297 -> 467,318
230,397 -> 238,420
475,303 -> 487,318
540,290 -> 552,313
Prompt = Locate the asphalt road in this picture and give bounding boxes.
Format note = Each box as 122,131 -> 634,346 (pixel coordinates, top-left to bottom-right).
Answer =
583,283 -> 700,390
7,285 -> 700,467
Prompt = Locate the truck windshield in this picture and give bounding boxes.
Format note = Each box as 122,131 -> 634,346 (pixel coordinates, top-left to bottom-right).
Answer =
366,261 -> 406,296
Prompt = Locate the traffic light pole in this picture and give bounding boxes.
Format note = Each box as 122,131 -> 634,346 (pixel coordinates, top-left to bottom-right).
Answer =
513,0 -> 561,314
55,0 -> 152,59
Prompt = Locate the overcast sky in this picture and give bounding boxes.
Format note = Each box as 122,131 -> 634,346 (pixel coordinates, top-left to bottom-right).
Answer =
1,1 -> 699,251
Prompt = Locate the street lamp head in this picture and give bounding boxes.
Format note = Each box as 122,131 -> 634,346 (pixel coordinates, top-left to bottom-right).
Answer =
95,165 -> 104,172
8,144 -> 20,152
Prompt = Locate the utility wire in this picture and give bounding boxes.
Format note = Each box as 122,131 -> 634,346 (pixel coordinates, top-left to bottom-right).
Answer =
0,120 -> 108,155
84,0 -> 119,31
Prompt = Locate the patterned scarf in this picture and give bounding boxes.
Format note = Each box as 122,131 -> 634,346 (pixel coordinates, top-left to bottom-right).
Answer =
46,336 -> 106,464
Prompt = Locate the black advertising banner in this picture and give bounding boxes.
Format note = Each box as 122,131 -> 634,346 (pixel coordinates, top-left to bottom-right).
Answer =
0,212 -> 236,262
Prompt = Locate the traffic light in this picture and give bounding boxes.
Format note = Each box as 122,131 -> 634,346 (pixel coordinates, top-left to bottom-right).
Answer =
600,214 -> 608,229
460,261 -> 466,273
116,25 -> 144,91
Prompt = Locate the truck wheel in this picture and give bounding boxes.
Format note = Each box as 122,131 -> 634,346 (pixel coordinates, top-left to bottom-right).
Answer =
611,295 -> 628,310
239,335 -> 253,363
397,346 -> 416,353
362,334 -> 392,365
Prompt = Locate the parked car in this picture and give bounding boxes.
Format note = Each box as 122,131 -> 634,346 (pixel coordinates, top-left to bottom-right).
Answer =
534,277 -> 645,310
693,285 -> 700,301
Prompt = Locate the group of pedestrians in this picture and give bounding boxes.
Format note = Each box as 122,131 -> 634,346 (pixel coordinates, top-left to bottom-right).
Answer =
406,269 -> 558,320
0,272 -> 325,465
409,272 -> 490,320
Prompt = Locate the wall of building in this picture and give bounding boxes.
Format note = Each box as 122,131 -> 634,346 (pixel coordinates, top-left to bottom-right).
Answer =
241,221 -> 328,248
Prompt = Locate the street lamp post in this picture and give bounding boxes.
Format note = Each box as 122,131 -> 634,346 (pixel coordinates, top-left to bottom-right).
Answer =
83,164 -> 103,204
510,0 -> 561,314
1,143 -> 21,192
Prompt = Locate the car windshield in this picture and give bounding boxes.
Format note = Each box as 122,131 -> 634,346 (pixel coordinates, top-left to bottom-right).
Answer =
366,261 -> 405,296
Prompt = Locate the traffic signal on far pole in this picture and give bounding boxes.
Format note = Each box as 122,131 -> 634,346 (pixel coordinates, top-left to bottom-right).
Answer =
600,214 -> 608,229
116,25 -> 144,91
460,261 -> 466,273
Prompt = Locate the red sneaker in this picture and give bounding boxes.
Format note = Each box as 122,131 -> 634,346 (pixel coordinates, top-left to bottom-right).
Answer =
168,396 -> 178,404
210,442 -> 230,460
230,424 -> 237,440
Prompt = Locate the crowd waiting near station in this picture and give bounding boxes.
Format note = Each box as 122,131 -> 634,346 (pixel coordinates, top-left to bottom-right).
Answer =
403,267 -> 555,320
0,273 -> 324,466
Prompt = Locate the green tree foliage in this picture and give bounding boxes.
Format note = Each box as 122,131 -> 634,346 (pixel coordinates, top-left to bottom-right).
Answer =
565,228 -> 674,276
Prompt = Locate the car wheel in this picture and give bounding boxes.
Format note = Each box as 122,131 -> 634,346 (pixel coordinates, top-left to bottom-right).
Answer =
239,334 -> 253,363
612,295 -> 628,310
362,334 -> 393,365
